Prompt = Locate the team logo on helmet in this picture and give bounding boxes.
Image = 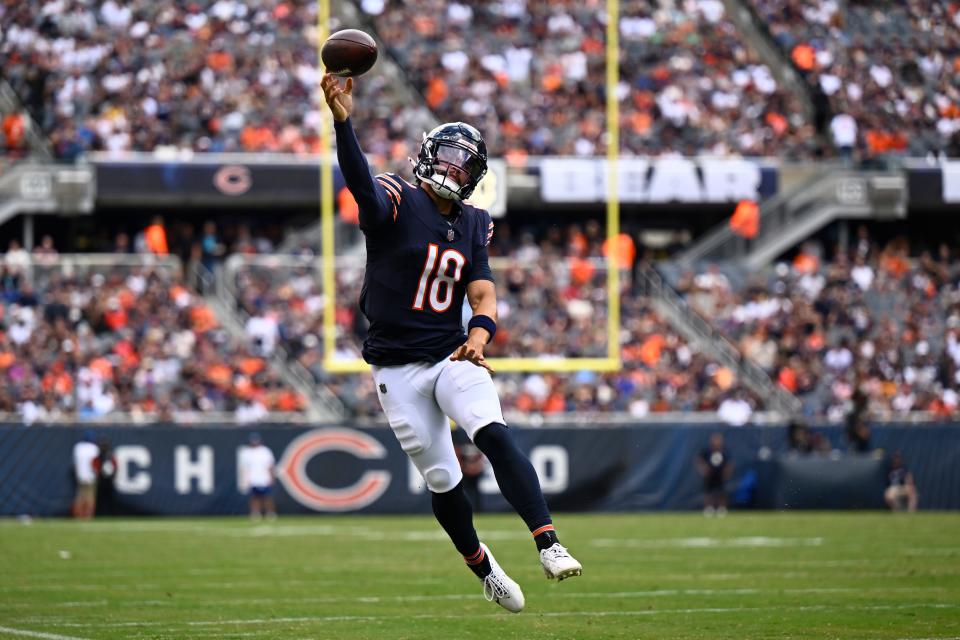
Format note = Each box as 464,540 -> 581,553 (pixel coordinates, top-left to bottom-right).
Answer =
277,428 -> 391,512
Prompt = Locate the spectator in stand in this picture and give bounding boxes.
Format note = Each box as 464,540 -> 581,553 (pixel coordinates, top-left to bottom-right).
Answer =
683,230 -> 960,421
200,221 -> 225,273
2,111 -> 27,157
31,235 -> 59,263
366,0 -> 816,159
830,111 -> 857,164
748,0 -> 960,160
4,240 -> 30,287
717,391 -> 754,426
0,251 -> 308,423
235,390 -> 269,424
229,221 -> 760,419
144,216 -> 169,256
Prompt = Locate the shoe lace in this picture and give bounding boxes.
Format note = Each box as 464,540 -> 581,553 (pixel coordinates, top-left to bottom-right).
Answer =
542,544 -> 571,562
483,573 -> 507,602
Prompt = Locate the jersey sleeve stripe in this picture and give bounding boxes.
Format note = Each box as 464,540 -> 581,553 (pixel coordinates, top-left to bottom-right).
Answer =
378,174 -> 404,193
376,178 -> 402,203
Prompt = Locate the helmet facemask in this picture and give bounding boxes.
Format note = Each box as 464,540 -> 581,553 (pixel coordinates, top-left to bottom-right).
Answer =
414,126 -> 488,201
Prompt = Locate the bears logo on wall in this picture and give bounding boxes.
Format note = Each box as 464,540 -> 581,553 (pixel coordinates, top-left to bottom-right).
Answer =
277,428 -> 391,512
213,165 -> 252,195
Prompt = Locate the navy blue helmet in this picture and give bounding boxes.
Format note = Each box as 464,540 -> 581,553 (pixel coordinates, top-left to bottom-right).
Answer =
414,122 -> 488,201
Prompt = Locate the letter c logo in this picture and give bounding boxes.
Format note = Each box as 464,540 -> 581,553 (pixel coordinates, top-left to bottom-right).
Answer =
278,428 -> 391,512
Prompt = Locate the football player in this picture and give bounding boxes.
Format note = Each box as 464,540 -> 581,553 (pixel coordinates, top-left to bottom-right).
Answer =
321,73 -> 581,613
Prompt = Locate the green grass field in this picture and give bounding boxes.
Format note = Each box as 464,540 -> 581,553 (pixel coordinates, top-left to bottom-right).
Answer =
1,513 -> 959,640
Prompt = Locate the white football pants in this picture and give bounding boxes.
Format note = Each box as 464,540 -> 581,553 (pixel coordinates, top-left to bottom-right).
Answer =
371,356 -> 505,493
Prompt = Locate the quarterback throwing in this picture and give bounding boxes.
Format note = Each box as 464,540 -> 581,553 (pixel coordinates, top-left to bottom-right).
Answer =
322,73 -> 581,612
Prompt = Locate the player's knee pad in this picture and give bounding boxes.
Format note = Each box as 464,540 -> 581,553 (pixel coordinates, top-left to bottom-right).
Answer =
422,462 -> 463,493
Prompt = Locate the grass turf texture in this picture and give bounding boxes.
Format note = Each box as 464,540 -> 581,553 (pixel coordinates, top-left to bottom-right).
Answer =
1,513 -> 958,640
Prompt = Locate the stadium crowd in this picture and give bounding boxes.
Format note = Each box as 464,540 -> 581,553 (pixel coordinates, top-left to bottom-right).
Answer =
1,0 -> 324,157
364,0 -> 817,159
2,0 -> 820,162
676,229 -> 960,421
5,220 -> 959,425
5,0 -> 957,164
0,0 -> 420,169
748,0 -> 960,160
230,221 -> 759,421
0,246 -> 307,424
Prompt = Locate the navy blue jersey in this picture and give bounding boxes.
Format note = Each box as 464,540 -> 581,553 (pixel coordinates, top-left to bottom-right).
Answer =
700,447 -> 730,488
334,118 -> 495,366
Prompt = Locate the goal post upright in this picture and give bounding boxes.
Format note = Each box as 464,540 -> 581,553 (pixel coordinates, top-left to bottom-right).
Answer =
319,0 -> 340,371
605,0 -> 622,368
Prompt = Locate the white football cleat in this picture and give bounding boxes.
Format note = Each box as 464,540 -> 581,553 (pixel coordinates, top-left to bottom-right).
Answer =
540,543 -> 582,581
480,543 -> 525,613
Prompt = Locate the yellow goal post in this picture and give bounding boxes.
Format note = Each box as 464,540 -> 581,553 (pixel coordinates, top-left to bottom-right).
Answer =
318,0 -> 621,374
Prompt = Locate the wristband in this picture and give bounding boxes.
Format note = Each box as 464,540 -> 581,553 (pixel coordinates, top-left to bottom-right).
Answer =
468,314 -> 497,343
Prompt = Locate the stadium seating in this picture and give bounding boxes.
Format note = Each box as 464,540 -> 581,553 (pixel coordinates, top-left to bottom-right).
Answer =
226,222 -> 757,421
1,0 -> 323,156
362,0 -> 818,159
0,0 -> 423,169
2,0 -> 957,428
2,0 -> 817,161
0,253 -> 307,424
4,0 -> 957,163
675,232 -> 960,419
747,0 -> 960,159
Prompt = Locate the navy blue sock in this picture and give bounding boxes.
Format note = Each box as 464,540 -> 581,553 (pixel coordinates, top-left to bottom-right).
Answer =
473,423 -> 555,546
431,481 -> 492,579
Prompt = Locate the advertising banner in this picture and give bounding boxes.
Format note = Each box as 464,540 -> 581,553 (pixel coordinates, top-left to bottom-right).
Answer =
92,157 -> 508,215
538,157 -> 779,203
1,424 -> 957,516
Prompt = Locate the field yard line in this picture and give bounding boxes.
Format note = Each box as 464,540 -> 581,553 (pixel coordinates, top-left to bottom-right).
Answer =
182,602 -> 957,625
22,587 -> 944,626
65,521 -> 531,542
0,625 -> 88,640
255,583 -> 929,602
32,584 -> 945,612
590,536 -> 824,548
49,602 -> 956,629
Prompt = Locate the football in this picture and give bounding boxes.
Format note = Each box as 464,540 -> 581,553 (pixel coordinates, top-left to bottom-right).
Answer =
321,29 -> 378,77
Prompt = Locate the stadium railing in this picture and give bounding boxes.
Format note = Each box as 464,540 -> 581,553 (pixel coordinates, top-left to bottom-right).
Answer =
216,255 -> 348,420
637,265 -> 801,418
676,169 -> 907,267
